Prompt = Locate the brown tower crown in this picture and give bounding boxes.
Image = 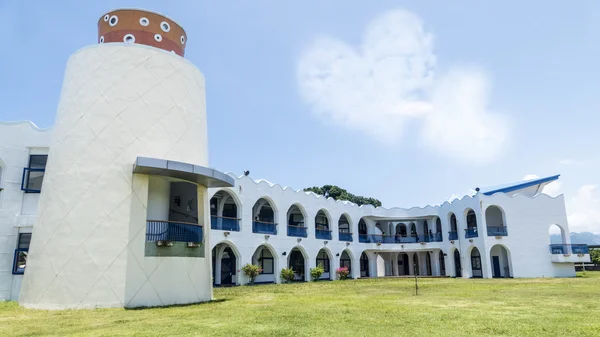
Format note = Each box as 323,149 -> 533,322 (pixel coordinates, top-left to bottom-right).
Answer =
98,9 -> 187,57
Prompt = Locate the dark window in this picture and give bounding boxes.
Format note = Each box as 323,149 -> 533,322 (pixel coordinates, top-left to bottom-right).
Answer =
316,250 -> 330,273
21,155 -> 48,193
258,249 -> 274,274
13,233 -> 31,275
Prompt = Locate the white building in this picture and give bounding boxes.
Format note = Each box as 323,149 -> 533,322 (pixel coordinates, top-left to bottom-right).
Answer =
0,8 -> 590,309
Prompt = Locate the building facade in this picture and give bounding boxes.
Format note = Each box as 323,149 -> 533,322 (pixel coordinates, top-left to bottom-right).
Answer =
0,8 -> 590,309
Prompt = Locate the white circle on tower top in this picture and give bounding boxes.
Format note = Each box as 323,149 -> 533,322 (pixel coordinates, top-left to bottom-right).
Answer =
154,34 -> 162,42
123,34 -> 135,43
160,21 -> 171,32
99,36 -> 104,43
181,35 -> 185,45
109,15 -> 118,27
103,14 -> 110,22
139,17 -> 149,27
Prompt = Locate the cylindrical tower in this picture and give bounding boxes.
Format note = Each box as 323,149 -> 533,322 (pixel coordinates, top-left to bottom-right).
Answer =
19,9 -> 231,309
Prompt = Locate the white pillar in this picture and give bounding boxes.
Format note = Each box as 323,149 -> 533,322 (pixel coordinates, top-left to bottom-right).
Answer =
407,252 -> 415,276
392,252 -> 399,276
431,251 -> 441,276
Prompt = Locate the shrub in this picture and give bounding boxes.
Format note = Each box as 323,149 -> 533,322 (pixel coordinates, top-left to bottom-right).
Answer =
280,268 -> 295,283
336,267 -> 350,280
310,264 -> 325,281
241,264 -> 262,285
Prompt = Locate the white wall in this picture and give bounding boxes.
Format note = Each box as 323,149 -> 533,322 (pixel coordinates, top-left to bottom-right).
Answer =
0,121 -> 51,301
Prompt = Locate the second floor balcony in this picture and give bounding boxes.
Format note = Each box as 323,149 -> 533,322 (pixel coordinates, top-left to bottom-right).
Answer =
487,226 -> 508,236
287,225 -> 307,238
465,228 -> 479,239
315,229 -> 332,240
339,232 -> 353,242
146,220 -> 203,243
210,216 -> 240,231
253,221 -> 277,235
549,244 -> 589,255
448,231 -> 458,241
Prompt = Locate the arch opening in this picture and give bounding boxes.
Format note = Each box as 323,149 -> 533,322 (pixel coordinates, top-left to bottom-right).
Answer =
486,206 -> 507,236
340,250 -> 352,276
316,249 -> 332,280
252,197 -> 277,234
490,244 -> 512,278
465,209 -> 479,238
211,242 -> 240,286
470,247 -> 483,278
252,244 -> 277,284
360,251 -> 370,277
439,251 -> 446,276
453,249 -> 462,277
210,190 -> 240,231
358,218 -> 368,242
338,214 -> 353,242
315,209 -> 332,240
449,213 -> 458,240
287,204 -> 307,237
288,247 -> 307,281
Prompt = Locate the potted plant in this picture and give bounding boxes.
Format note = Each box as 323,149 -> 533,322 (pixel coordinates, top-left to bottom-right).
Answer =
336,267 -> 350,280
310,264 -> 325,281
241,264 -> 262,285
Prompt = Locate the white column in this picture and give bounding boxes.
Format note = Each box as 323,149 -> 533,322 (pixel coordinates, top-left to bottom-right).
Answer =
214,245 -> 224,285
407,252 -> 415,276
392,253 -> 399,276
431,251 -> 441,276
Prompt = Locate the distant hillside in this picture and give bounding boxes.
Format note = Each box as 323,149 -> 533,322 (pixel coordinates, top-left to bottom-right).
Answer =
550,232 -> 600,245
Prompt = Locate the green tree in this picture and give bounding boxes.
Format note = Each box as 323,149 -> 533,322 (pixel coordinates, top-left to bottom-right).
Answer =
303,185 -> 382,207
590,249 -> 600,265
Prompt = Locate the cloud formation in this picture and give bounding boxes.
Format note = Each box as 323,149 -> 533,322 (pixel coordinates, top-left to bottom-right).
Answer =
297,10 -> 510,164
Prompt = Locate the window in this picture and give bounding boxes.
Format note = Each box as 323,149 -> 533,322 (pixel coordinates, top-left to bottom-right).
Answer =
21,155 -> 47,193
316,251 -> 330,273
258,249 -> 274,274
13,233 -> 31,275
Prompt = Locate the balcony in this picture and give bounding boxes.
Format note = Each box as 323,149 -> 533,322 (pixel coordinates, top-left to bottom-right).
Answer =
359,234 -> 371,243
146,220 -> 203,243
465,228 -> 479,239
395,235 -> 418,243
210,216 -> 240,231
549,244 -> 591,263
427,233 -> 443,242
287,225 -> 307,238
316,229 -> 332,240
253,221 -> 277,235
487,226 -> 508,236
448,231 -> 458,241
339,232 -> 353,242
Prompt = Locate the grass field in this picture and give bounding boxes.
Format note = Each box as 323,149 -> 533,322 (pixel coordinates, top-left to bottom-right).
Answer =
1,272 -> 599,336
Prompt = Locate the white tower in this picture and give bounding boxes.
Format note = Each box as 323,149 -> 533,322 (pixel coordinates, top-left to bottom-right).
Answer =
19,9 -> 232,309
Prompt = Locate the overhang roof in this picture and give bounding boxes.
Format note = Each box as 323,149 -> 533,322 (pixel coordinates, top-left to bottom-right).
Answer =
481,174 -> 560,196
132,157 -> 234,188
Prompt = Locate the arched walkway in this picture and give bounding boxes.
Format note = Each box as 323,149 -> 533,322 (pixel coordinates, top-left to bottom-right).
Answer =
358,218 -> 368,242
315,209 -> 332,240
252,197 -> 277,234
338,214 -> 352,242
360,252 -> 370,277
211,241 -> 240,286
470,247 -> 482,278
210,190 -> 241,231
340,250 -> 353,276
252,244 -> 277,284
465,209 -> 478,238
288,247 -> 308,281
490,245 -> 512,278
449,213 -> 458,240
486,205 -> 507,236
287,204 -> 307,238
453,249 -> 462,277
316,248 -> 332,280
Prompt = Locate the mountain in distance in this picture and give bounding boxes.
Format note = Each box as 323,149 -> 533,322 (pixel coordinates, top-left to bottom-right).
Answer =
550,232 -> 600,245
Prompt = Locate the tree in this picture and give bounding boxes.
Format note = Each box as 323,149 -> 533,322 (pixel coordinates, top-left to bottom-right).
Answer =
590,249 -> 600,265
303,185 -> 382,207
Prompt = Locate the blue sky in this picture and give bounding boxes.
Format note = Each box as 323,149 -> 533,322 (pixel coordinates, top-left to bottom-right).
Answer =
1,1 -> 599,232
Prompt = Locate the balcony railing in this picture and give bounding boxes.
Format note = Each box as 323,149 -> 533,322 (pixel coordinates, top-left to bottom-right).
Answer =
287,225 -> 307,238
487,226 -> 508,236
146,220 -> 203,243
253,221 -> 277,235
316,229 -> 332,240
339,232 -> 353,242
549,244 -> 589,255
359,234 -> 370,243
210,216 -> 240,231
448,231 -> 458,241
465,228 -> 479,238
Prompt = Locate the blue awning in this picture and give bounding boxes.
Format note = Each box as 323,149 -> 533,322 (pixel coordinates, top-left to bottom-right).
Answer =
481,174 -> 560,196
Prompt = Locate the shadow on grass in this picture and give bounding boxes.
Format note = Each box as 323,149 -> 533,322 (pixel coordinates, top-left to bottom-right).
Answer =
126,298 -> 228,310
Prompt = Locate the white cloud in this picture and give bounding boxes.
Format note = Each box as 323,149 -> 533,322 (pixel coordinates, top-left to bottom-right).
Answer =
567,185 -> 600,234
559,159 -> 583,166
297,9 -> 510,164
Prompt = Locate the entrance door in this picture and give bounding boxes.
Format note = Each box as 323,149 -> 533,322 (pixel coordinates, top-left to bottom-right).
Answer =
221,248 -> 236,285
492,256 -> 501,278
454,250 -> 462,277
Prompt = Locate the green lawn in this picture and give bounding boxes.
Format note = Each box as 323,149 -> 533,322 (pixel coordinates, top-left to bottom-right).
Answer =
1,272 -> 599,336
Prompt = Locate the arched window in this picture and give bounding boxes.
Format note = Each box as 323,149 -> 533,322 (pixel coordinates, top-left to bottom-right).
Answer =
485,206 -> 507,236
252,198 -> 277,235
340,250 -> 352,273
287,204 -> 307,238
316,249 -> 331,276
465,209 -> 478,238
315,210 -> 331,240
289,248 -> 306,281
210,190 -> 240,231
360,252 -> 370,277
471,247 -> 482,278
338,214 -> 352,242
358,218 -> 368,242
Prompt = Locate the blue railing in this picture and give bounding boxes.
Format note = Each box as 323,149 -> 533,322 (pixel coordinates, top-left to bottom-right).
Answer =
448,231 -> 458,241
287,225 -> 307,238
316,229 -> 332,240
339,232 -> 353,242
549,244 -> 589,254
253,221 -> 277,235
465,228 -> 479,238
210,216 -> 240,231
146,220 -> 203,243
359,234 -> 370,243
423,233 -> 443,242
487,226 -> 508,236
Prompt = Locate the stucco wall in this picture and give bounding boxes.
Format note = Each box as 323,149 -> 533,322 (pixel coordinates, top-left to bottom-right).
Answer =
18,43 -> 212,309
